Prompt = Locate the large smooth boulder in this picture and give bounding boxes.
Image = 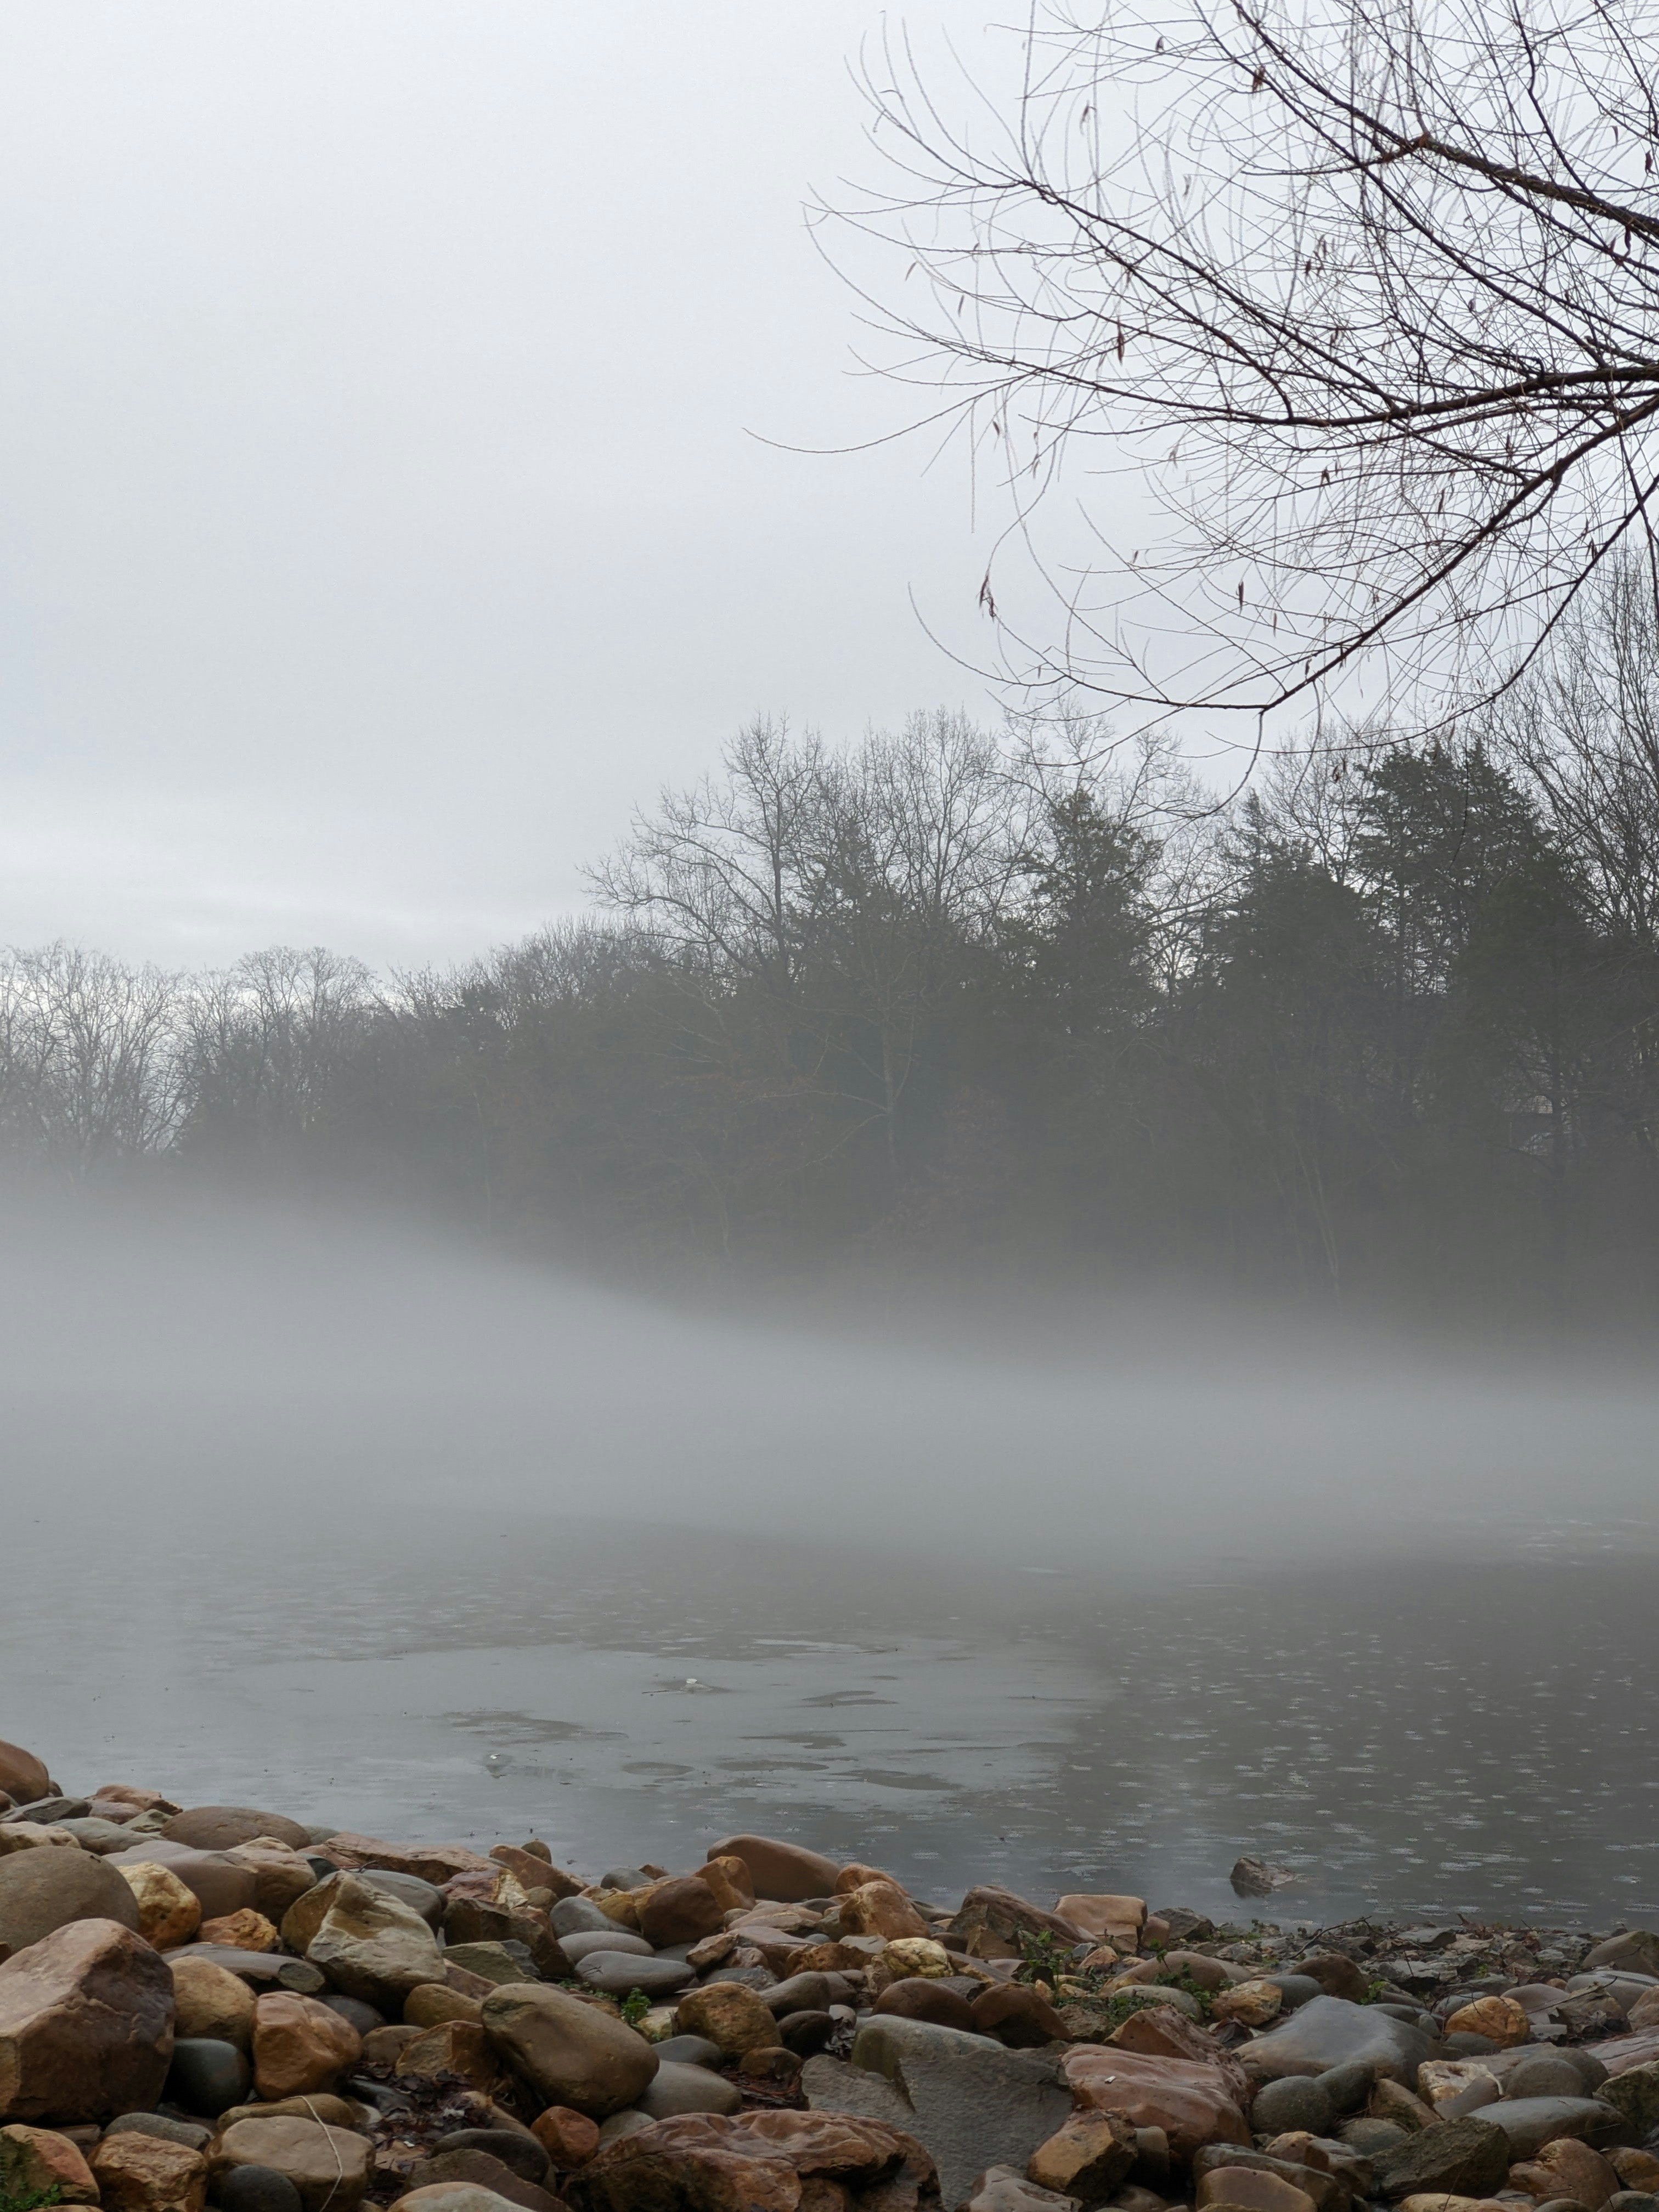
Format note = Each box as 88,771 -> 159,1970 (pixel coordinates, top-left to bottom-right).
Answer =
0,1847 -> 142,1954
0,1746 -> 52,1805
638,1878 -> 725,1949
1238,1997 -> 1434,2086
481,1983 -> 658,2117
0,1917 -> 174,2122
162,1808 -> 312,1853
212,2117 -> 370,2212
1064,2046 -> 1251,2162
283,1872 -> 443,2008
812,2014 -> 1073,2210
1584,1932 -> 1659,1978
706,1835 -> 839,1904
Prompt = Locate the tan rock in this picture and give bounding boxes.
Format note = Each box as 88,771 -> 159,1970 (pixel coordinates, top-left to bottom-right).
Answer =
1372,2079 -> 1438,2131
253,1990 -> 362,2099
706,1835 -> 839,1905
1611,2149 -> 1659,2193
1056,1895 -> 1147,1953
687,1930 -> 738,1972
396,2022 -> 509,2094
868,1938 -> 952,1990
284,1872 -> 444,2009
227,1841 -> 320,1923
532,2106 -> 601,2170
790,1941 -> 878,1976
91,2130 -> 208,2212
170,1953 -> 257,2049
1418,2061 -> 1501,2115
0,1916 -> 174,2123
945,1887 -> 1088,1962
1027,2109 -> 1137,2203
1065,2046 -> 1251,2162
198,1908 -> 279,1951
1443,1997 -> 1530,2049
836,1883 -> 930,1942
391,2188 -> 527,2212
91,1787 -> 177,1818
1294,1954 -> 1369,2004
406,1983 -> 484,2028
1211,1980 -> 1284,2028
217,2094 -> 367,2132
212,2116 -> 370,2212
321,1834 -> 497,1884
675,1980 -> 782,2057
1195,2169 -> 1316,2212
0,2124 -> 99,2203
365,2024 -> 424,2067
1508,2136 -> 1620,2209
481,1983 -> 657,2117
0,1827 -> 77,1859
1629,1988 -> 1659,2033
116,1860 -> 202,1949
489,1844 -> 582,1902
698,1858 -> 755,1913
588,1889 -> 645,1933
1108,2005 -> 1228,2066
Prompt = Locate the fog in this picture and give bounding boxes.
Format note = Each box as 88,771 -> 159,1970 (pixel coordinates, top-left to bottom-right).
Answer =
7,1194 -> 1654,1572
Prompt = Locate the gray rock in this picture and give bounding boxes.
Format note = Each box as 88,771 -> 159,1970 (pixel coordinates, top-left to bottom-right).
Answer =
560,1931 -> 654,1965
1263,1976 -> 1324,2011
963,2166 -> 1080,2212
1599,2063 -> 1659,2136
479,1982 -> 659,2118
595,2111 -> 657,2147
764,1972 -> 836,2016
318,1995 -> 383,2036
1338,2118 -> 1408,2156
1239,1995 -> 1435,2086
104,2113 -> 213,2151
1607,2196 -> 1659,2212
636,2060 -> 743,2118
164,1943 -> 325,1994
445,1941 -> 539,1986
1,1798 -> 91,1824
1503,2054 -> 1596,2102
429,2130 -> 551,2186
50,1819 -> 136,1854
551,1897 -> 618,1938
165,2036 -> 253,2118
575,1952 -> 693,1997
779,2011 -> 838,2057
0,1841 -> 142,1952
1250,2076 -> 1335,2136
213,2165 -> 307,2212
599,1869 -> 653,1892
1464,2096 -> 1629,2157
355,1870 -> 445,1928
1583,1932 -> 1659,1978
1374,2117 -> 1510,2201
815,2015 -> 1073,2212
1315,2061 -> 1378,2117
295,1871 -> 445,2008
651,2034 -> 725,2070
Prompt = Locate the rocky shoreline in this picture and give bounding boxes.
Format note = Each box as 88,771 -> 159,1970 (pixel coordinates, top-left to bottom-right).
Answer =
2,1737 -> 1658,2212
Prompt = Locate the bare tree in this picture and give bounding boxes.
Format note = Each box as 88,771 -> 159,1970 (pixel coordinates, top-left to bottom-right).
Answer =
837,0 -> 1659,737
0,945 -> 183,1175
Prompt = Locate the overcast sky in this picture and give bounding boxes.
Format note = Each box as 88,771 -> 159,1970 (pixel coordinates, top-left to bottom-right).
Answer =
0,2 -> 1017,969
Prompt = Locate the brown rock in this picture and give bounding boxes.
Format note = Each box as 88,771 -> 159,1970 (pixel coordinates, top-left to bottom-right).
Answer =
321,1835 -> 498,1885
1372,2080 -> 1437,2132
253,1990 -> 363,2098
227,1841 -> 320,1922
0,2124 -> 99,2203
0,1916 -> 174,2123
1444,1997 -> 1530,2049
91,1787 -> 176,1819
565,2108 -> 928,2212
970,1985 -> 1069,2049
1509,2137 -> 1621,2209
217,2094 -> 366,2132
365,2024 -> 425,2067
639,1877 -> 725,1949
490,1846 -> 581,1902
1054,1897 -> 1146,1954
480,1983 -> 657,2117
706,1836 -> 839,1905
738,2045 -> 805,2084
1211,1982 -> 1284,2029
838,1884 -> 931,1942
874,1979 -> 978,2032
675,1980 -> 783,2057
0,1848 -> 143,1955
398,2022 -> 509,2094
407,1983 -> 485,2028
792,1942 -> 876,1977
1108,2006 -> 1228,2067
834,1865 -> 898,1895
198,1908 -> 279,1951
422,2148 -> 560,2212
1027,2111 -> 1137,2204
392,2190 -> 529,2212
1294,1955 -> 1369,2004
91,2130 -> 208,2212
285,1872 -> 445,2009
171,1955 -> 257,2049
533,2107 -> 602,2171
108,1844 -> 258,1924
1195,2169 -> 1316,2212
946,1888 -> 1087,1963
1065,2046 -> 1251,2163
212,2115 -> 370,2212
162,1806 -> 312,1852
0,1746 -> 52,1806
116,1860 -> 202,1949
1611,2149 -> 1659,2192
698,1859 -> 756,1913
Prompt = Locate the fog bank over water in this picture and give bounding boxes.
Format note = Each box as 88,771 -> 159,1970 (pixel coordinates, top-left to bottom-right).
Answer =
4,1194 -> 1655,1572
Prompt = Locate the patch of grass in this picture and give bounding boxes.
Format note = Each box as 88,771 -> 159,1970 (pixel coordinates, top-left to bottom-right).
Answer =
619,1988 -> 652,2028
0,2140 -> 62,2212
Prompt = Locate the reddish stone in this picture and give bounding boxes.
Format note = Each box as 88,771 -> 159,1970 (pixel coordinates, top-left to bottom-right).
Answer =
874,1979 -> 978,2032
706,1835 -> 839,1904
0,1918 -> 174,2124
969,1984 -> 1069,2048
532,2106 -> 601,2171
0,1745 -> 50,1807
161,1806 -> 312,1852
640,1876 -> 725,1949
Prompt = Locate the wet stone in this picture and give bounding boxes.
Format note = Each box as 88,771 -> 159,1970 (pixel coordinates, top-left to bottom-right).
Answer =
166,2036 -> 253,2117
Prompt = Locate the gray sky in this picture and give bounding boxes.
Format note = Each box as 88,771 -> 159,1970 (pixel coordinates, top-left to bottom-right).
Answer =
0,2 -> 1008,969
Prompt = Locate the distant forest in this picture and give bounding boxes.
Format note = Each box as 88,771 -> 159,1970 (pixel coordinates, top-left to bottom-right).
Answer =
9,571 -> 1659,1328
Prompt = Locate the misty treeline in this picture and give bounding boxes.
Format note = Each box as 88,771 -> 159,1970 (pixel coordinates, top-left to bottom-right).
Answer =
10,571 -> 1659,1323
